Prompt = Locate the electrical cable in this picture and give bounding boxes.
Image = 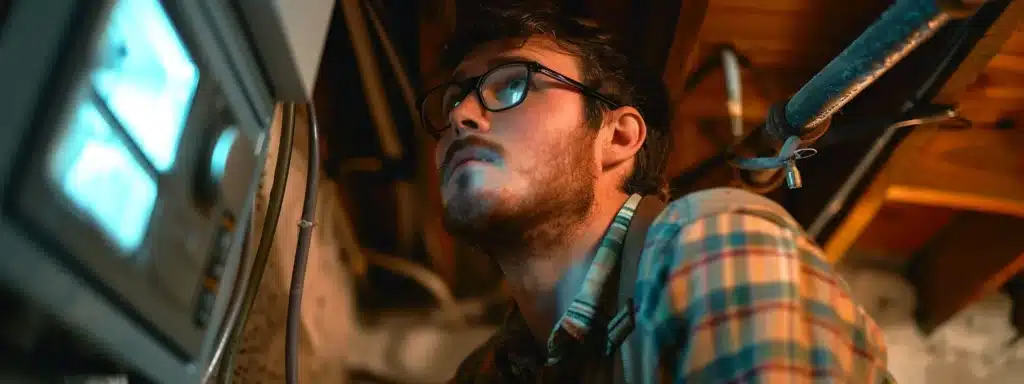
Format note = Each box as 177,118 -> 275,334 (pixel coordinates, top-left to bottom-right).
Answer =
215,103 -> 297,384
285,103 -> 321,384
202,215 -> 255,383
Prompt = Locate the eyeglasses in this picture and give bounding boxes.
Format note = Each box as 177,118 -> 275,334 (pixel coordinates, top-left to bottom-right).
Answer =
418,61 -> 621,138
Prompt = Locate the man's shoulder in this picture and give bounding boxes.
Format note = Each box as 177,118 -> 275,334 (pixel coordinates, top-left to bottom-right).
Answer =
635,187 -> 835,299
629,190 -> 891,382
646,187 -> 803,240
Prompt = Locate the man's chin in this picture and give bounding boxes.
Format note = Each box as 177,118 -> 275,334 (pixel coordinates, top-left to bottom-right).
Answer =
441,190 -> 500,230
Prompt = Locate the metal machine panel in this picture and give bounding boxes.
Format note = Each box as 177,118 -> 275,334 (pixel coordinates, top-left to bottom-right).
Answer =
0,0 -> 332,382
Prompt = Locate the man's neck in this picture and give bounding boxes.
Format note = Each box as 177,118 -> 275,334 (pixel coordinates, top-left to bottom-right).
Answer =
498,190 -> 630,346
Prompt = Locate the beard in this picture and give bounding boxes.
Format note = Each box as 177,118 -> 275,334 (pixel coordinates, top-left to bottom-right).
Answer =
441,134 -> 596,260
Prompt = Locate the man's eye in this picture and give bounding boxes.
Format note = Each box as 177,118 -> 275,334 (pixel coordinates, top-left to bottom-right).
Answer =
496,79 -> 527,103
506,78 -> 527,90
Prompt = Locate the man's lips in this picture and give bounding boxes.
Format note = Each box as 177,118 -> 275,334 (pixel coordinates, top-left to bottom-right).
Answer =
442,148 -> 500,183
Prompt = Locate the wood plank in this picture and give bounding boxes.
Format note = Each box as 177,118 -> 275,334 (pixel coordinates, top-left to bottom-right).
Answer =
1002,22 -> 1024,53
663,0 -> 711,106
700,9 -> 870,44
819,0 -> 1024,249
823,166 -> 891,263
417,0 -> 458,288
665,119 -> 726,177
824,123 -> 1024,264
910,212 -> 1024,333
661,0 -> 713,190
710,0 -> 820,13
986,53 -> 1024,71
942,47 -> 1024,126
932,0 -> 1024,104
886,127 -> 1024,217
826,121 -> 1024,330
625,0 -> 685,75
418,0 -> 455,88
711,0 -> 889,14
851,202 -> 957,259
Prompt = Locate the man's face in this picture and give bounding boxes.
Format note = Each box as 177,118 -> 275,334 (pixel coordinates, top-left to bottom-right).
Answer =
434,37 -> 597,245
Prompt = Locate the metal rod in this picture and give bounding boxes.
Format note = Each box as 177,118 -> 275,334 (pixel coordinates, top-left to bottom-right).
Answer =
807,109 -> 958,237
785,0 -> 953,130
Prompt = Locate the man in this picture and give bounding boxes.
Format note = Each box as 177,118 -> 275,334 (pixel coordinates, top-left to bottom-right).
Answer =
420,3 -> 892,383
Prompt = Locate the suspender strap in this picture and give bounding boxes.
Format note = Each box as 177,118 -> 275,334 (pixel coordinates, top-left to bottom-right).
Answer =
613,196 -> 666,384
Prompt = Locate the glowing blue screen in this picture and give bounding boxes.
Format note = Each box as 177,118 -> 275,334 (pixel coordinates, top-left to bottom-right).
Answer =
90,0 -> 199,173
49,95 -> 158,253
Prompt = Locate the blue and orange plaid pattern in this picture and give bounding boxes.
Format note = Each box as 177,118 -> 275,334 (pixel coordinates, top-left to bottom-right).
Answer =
452,190 -> 893,383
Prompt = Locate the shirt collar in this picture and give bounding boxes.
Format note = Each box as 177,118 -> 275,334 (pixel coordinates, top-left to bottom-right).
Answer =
544,193 -> 642,363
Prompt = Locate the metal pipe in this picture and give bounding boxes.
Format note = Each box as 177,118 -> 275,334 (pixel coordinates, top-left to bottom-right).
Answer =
721,47 -> 744,142
784,0 -> 954,131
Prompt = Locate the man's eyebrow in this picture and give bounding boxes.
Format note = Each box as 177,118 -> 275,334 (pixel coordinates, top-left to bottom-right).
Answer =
452,55 -> 536,81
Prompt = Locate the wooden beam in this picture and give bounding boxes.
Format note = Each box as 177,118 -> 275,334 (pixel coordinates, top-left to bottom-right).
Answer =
885,127 -> 1024,217
824,124 -> 1024,261
805,0 -> 1024,235
823,121 -> 1024,333
662,0 -> 710,107
625,0 -> 684,75
822,166 -> 891,263
932,0 -> 1024,104
417,0 -> 458,288
910,212 -> 1024,333
659,0 -> 712,186
418,0 -> 455,88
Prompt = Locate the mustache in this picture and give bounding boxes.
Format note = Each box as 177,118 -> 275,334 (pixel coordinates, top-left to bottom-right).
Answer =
440,135 -> 506,174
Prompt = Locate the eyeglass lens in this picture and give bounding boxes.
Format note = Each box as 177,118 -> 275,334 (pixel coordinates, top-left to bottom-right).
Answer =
423,64 -> 531,134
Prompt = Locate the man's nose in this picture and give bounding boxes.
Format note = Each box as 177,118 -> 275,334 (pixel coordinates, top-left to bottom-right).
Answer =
448,91 -> 490,135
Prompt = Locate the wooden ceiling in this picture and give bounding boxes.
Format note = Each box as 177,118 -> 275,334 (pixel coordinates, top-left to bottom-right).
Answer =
314,0 -> 1024,302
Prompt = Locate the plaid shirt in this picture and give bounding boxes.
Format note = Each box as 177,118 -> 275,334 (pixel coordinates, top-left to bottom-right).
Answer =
452,189 -> 893,383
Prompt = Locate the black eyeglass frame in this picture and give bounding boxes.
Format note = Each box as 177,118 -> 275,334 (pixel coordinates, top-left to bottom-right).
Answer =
417,61 -> 623,138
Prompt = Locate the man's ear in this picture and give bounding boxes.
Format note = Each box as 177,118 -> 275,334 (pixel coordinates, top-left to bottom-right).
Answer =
600,106 -> 646,169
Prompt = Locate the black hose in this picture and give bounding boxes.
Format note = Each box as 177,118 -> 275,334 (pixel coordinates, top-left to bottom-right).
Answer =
218,103 -> 296,384
285,103 -> 320,384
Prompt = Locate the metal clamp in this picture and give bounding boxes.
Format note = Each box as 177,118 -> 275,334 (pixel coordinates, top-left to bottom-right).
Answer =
731,136 -> 817,189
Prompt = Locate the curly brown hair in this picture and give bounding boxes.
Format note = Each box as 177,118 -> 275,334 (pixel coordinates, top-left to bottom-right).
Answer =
439,2 -> 672,200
